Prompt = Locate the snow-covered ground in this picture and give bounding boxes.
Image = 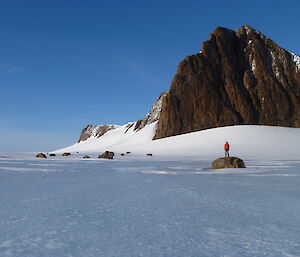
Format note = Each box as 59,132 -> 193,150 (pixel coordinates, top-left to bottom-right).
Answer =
0,152 -> 300,257
55,122 -> 300,160
1,125 -> 300,256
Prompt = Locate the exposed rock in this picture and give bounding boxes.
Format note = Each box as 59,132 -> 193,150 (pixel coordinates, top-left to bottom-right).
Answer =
126,152 -> 131,154
83,155 -> 90,159
49,153 -> 56,157
124,123 -> 134,134
62,152 -> 71,156
147,153 -> 153,156
134,120 -> 143,131
212,157 -> 246,169
78,124 -> 118,142
120,153 -> 125,156
98,151 -> 114,159
134,91 -> 168,131
36,153 -> 46,158
154,25 -> 300,139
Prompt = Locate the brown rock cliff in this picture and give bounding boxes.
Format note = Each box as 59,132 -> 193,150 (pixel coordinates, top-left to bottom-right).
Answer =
154,25 -> 300,139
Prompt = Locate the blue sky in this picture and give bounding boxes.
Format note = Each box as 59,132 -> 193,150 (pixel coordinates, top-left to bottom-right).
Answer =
1,0 -> 299,152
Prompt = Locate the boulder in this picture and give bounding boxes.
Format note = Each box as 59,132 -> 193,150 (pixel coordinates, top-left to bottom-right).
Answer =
49,153 -> 56,157
120,153 -> 125,156
126,152 -> 131,154
36,153 -> 46,158
147,153 -> 153,156
62,152 -> 71,156
212,157 -> 246,169
98,151 -> 114,159
83,155 -> 90,159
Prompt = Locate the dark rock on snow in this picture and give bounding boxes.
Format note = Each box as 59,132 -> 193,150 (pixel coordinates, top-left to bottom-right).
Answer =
212,157 -> 246,169
124,123 -> 135,134
98,151 -> 114,159
62,152 -> 71,156
147,153 -> 153,156
83,155 -> 90,159
36,153 -> 47,158
49,153 -> 56,156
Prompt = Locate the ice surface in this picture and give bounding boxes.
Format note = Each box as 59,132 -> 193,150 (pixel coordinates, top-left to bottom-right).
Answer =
0,153 -> 300,257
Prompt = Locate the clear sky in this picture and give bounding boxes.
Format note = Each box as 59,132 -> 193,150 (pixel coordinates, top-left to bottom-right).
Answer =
1,0 -> 299,152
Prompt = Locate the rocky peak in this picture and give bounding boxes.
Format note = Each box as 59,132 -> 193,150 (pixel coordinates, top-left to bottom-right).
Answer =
78,124 -> 118,142
154,25 -> 300,140
236,25 -> 263,37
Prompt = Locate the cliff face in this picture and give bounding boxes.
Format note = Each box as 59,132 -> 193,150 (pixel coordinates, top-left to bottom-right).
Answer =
154,25 -> 300,139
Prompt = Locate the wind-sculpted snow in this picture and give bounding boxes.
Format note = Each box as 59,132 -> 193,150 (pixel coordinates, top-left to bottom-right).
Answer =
1,153 -> 300,257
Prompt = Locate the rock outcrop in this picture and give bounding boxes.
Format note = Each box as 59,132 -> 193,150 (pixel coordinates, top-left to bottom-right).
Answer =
78,124 -> 118,142
134,91 -> 168,131
62,152 -> 71,156
212,157 -> 246,169
154,25 -> 300,139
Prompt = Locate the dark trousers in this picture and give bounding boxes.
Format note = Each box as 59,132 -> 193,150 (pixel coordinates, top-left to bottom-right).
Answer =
225,149 -> 229,157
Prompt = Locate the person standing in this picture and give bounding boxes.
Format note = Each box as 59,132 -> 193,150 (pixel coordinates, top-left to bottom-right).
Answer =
224,141 -> 230,157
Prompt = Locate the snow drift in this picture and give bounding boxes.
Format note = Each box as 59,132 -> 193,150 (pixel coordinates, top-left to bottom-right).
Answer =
54,122 -> 300,160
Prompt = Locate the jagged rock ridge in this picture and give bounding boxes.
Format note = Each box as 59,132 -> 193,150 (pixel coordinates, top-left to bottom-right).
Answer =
78,124 -> 118,142
134,91 -> 168,131
154,25 -> 300,139
78,91 -> 168,141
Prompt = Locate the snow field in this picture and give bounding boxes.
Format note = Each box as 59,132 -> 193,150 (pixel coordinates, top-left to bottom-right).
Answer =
1,124 -> 300,256
0,154 -> 300,257
55,122 -> 300,160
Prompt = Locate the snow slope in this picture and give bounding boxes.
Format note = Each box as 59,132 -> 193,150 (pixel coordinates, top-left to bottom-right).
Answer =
55,122 -> 300,160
